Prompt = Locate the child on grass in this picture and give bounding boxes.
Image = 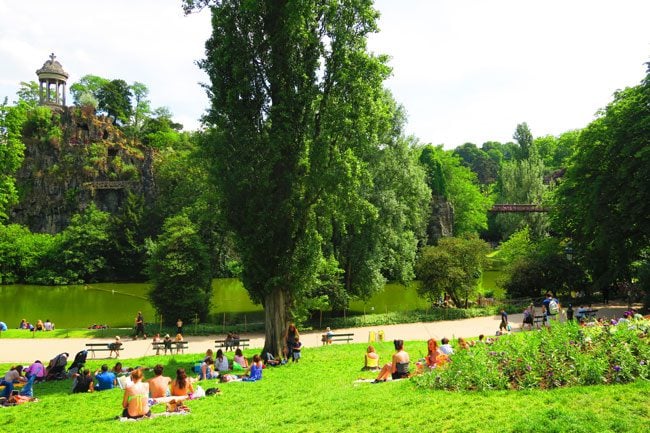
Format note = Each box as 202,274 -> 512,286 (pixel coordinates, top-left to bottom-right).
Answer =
292,336 -> 302,362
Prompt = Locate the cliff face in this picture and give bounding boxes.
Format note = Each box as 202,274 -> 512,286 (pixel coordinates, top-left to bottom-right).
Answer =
428,195 -> 454,243
10,106 -> 155,233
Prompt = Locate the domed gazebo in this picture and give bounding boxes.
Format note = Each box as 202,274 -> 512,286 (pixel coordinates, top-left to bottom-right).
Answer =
36,53 -> 69,106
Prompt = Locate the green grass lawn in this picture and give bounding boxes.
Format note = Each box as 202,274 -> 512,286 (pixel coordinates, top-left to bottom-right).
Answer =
2,339 -> 649,433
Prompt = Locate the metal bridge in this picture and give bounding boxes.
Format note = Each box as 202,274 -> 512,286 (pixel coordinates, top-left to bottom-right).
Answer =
489,204 -> 550,213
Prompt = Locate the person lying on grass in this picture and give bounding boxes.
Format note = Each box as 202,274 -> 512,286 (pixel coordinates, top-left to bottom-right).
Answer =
122,368 -> 151,419
373,339 -> 410,383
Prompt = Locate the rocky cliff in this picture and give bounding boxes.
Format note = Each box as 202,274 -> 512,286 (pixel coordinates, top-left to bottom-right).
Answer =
10,106 -> 155,233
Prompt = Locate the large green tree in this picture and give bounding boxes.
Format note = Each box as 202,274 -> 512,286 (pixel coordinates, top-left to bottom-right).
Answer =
191,0 -> 399,355
554,63 -> 650,295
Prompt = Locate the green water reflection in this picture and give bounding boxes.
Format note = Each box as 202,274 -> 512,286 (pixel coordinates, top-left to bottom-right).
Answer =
0,275 -> 501,328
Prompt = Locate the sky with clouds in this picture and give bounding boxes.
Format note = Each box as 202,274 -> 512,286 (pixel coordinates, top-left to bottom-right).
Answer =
1,0 -> 649,149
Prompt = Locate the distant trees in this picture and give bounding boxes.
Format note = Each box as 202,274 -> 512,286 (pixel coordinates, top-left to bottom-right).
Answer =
147,214 -> 212,323
416,235 -> 490,307
418,144 -> 491,237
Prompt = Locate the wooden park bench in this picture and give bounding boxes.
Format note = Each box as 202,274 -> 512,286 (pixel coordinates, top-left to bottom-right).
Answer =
584,309 -> 599,319
215,338 -> 250,351
329,333 -> 354,343
85,342 -> 122,358
533,315 -> 546,329
152,340 -> 189,355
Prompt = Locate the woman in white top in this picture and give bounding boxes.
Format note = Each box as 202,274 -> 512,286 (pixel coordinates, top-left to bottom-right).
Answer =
215,349 -> 230,372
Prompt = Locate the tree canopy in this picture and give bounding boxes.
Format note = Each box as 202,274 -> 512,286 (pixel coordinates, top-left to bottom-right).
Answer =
554,63 -> 650,294
195,0 -> 410,355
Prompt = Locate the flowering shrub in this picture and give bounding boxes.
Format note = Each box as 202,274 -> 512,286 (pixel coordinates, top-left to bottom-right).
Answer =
412,319 -> 650,391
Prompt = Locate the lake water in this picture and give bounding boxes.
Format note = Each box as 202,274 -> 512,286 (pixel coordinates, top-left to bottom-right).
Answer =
0,273 -> 501,328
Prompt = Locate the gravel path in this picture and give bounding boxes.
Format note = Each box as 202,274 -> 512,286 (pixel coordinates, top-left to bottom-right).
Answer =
0,304 -> 633,364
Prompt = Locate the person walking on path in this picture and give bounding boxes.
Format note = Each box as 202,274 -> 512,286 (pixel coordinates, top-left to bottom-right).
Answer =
134,312 -> 146,340
499,309 -> 509,332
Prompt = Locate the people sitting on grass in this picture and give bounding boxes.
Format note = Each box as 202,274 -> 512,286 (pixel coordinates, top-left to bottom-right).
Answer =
457,337 -> 470,350
25,360 -> 46,382
112,362 -> 132,376
372,339 -> 410,383
242,355 -> 264,382
148,364 -> 171,399
215,349 -> 230,372
44,319 -> 54,331
418,338 -> 447,372
233,348 -> 248,369
95,364 -> 117,391
200,357 -> 217,380
19,319 -> 28,329
122,368 -> 151,419
439,337 -> 454,355
71,368 -> 94,393
1,365 -> 27,399
35,319 -> 44,331
362,345 -> 380,371
171,368 -> 194,397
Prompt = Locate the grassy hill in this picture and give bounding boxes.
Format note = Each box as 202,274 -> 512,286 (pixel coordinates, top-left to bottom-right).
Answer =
2,335 -> 649,433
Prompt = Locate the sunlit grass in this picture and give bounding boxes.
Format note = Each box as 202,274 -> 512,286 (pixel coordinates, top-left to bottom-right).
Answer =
1,339 -> 649,433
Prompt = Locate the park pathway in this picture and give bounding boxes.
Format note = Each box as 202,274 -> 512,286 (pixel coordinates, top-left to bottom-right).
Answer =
0,304 -> 632,364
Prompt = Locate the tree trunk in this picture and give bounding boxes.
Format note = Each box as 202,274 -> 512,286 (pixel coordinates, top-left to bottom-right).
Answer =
262,287 -> 288,358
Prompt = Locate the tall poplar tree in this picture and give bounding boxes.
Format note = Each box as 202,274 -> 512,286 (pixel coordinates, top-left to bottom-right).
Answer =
188,0 -> 399,355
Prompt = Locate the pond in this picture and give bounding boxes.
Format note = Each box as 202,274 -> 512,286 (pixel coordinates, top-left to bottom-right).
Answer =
0,273 -> 502,328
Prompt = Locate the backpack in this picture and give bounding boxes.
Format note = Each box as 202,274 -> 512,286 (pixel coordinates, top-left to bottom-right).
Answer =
549,299 -> 559,314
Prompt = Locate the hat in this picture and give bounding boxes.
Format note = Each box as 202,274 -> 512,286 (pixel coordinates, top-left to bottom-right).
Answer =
165,334 -> 170,338
326,327 -> 331,331
115,336 -> 121,340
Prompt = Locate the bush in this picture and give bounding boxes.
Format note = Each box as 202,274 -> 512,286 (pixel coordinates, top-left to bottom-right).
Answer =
412,319 -> 650,391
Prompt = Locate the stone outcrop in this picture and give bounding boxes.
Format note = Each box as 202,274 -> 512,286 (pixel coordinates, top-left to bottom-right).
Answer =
427,195 -> 454,243
10,106 -> 155,233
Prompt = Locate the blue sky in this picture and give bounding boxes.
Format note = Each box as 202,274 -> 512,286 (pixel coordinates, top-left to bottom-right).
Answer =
1,0 -> 649,148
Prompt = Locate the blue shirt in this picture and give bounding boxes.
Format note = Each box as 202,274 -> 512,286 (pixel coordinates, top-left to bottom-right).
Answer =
95,371 -> 116,391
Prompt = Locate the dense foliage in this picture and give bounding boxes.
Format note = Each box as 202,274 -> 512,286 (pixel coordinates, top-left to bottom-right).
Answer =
195,0 -> 427,354
554,65 -> 650,298
416,235 -> 490,307
147,214 -> 212,323
414,320 -> 650,391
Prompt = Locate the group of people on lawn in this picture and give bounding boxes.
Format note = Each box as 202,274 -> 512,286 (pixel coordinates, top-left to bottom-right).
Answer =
367,336 -> 459,383
11,318 -> 55,332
